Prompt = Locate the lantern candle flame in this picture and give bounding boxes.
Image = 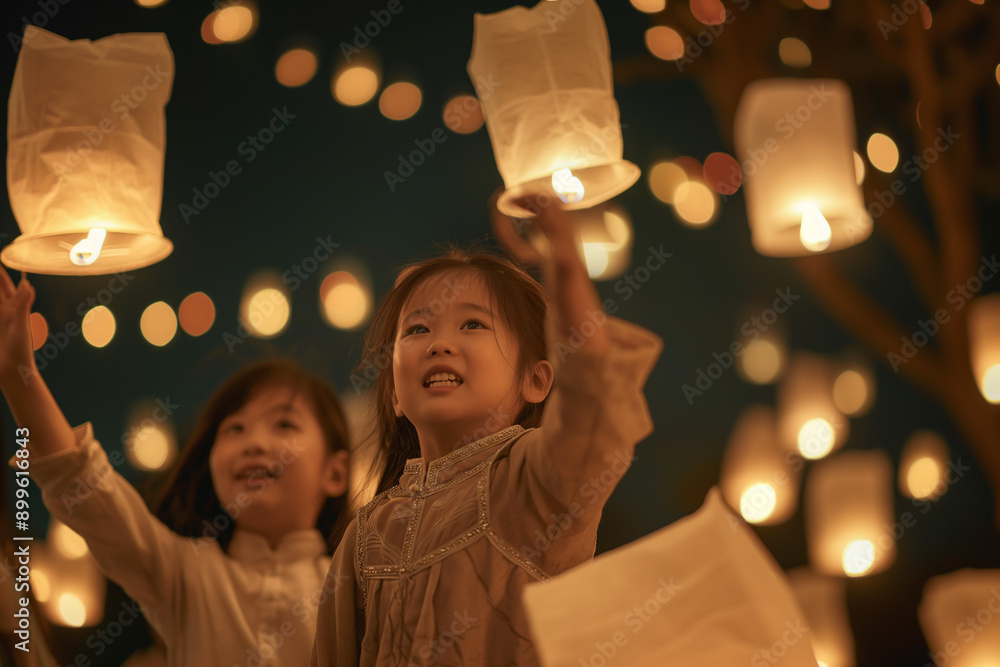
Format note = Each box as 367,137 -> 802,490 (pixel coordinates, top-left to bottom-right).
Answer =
842,539 -> 875,576
800,203 -> 832,252
552,168 -> 585,204
70,228 -> 108,267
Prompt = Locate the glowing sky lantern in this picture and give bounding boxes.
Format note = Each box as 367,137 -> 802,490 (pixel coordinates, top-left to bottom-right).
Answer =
720,405 -> 801,526
968,294 -> 1000,403
899,430 -> 950,500
734,79 -> 872,256
806,450 -> 895,577
2,28 -> 174,275
919,569 -> 1000,667
787,568 -> 856,667
468,0 -> 640,218
832,356 -> 876,416
778,353 -> 848,460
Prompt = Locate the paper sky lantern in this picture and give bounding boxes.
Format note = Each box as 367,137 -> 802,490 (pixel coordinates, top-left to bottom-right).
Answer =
778,353 -> 849,460
969,294 -> 1000,403
805,450 -> 895,578
734,79 -> 872,256
468,0 -> 640,218
720,405 -> 801,526
919,569 -> 1000,667
4,27 -> 174,275
787,568 -> 856,667
522,488 -> 820,667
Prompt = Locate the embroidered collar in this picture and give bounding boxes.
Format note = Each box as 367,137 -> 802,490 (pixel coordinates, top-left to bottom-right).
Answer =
400,424 -> 525,491
228,528 -> 326,563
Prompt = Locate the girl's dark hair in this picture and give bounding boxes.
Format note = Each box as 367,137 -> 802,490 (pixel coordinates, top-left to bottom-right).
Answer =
150,359 -> 351,553
356,245 -> 549,498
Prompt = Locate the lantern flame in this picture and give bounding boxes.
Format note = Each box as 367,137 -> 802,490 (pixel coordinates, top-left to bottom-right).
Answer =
981,364 -> 1000,403
800,204 -> 831,252
842,539 -> 875,576
797,417 -> 835,459
70,228 -> 107,266
739,483 -> 777,523
552,168 -> 585,204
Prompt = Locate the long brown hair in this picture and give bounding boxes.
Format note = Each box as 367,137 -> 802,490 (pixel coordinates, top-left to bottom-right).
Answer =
355,245 -> 550,498
151,359 -> 351,553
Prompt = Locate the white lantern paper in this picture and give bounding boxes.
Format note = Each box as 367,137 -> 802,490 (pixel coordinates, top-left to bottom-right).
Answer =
468,0 -> 640,218
734,79 -> 872,256
969,294 -> 1000,403
787,568 -> 856,667
522,488 -> 820,667
805,450 -> 895,578
720,405 -> 801,526
4,27 -> 174,275
778,353 -> 849,460
919,569 -> 1000,667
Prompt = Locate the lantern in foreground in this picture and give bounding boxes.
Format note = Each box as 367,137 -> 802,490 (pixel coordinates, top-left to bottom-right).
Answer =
805,450 -> 895,577
778,353 -> 849,460
919,569 -> 1000,667
468,0 -> 640,218
787,568 -> 856,667
3,27 -> 174,275
969,294 -> 1000,403
720,405 -> 801,526
734,79 -> 871,256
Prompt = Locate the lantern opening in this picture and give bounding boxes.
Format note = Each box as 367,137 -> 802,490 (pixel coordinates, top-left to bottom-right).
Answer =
797,418 -> 835,459
70,228 -> 107,266
842,539 -> 875,576
552,168 -> 585,204
981,364 -> 1000,403
739,483 -> 777,523
800,203 -> 832,252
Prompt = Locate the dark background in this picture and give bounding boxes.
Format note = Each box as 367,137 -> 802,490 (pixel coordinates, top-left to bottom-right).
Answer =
1,1 -> 998,665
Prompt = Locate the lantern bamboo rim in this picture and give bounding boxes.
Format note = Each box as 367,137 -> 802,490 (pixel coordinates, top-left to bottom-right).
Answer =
496,160 -> 640,218
1,230 -> 173,276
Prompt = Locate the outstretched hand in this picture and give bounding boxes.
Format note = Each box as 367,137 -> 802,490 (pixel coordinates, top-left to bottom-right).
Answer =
0,270 -> 37,385
490,191 -> 609,355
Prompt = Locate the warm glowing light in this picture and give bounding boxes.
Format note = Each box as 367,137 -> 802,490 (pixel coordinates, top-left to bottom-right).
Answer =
995,64 -> 1000,86
443,95 -> 484,134
648,161 -> 688,204
58,594 -> 87,627
803,0 -> 830,8
644,26 -> 685,61
178,292 -> 215,337
817,661 -> 829,667
132,425 -> 171,470
321,272 -> 371,330
779,38 -> 812,67
140,301 -> 177,347
673,181 -> 717,227
32,569 -> 51,602
552,168 -> 585,204
52,523 -> 88,559
630,0 -> 666,12
29,312 -> 47,351
243,287 -> 290,338
211,5 -> 256,43
798,418 -> 834,459
379,82 -> 422,121
800,204 -> 832,252
740,483 -> 777,523
919,1 -> 932,29
703,152 -> 742,195
690,0 -> 727,25
853,151 -> 865,185
333,66 -> 379,106
738,339 -> 784,384
135,0 -> 168,6
867,133 -> 899,172
833,369 -> 868,414
70,228 -> 107,266
275,48 -> 318,88
81,306 -> 115,348
583,244 -> 609,279
842,540 -> 875,576
982,364 -> 1000,403
906,457 -> 942,500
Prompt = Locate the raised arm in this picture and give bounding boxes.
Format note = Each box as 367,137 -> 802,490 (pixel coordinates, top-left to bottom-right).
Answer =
0,271 -> 76,456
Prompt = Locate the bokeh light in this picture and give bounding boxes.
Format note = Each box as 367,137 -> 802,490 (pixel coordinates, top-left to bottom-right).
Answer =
379,82 -> 422,121
690,0 -> 727,25
919,1 -> 932,29
443,95 -> 484,134
853,150 -> 866,185
703,152 -> 742,195
29,312 -> 47,351
740,483 -> 778,523
798,418 -> 834,459
673,181 -> 717,227
140,301 -> 177,347
135,0 -> 168,7
842,539 -> 875,576
803,0 -> 830,8
51,522 -> 88,559
241,285 -> 291,338
178,292 -> 215,337
31,569 -> 51,603
779,38 -> 812,67
833,369 -> 870,415
202,2 -> 257,44
58,594 -> 87,628
321,271 -> 371,330
738,339 -> 784,384
648,161 -> 688,204
900,430 -> 949,500
630,0 -> 666,12
333,65 -> 380,106
131,424 -> 174,471
906,457 -> 942,500
644,26 -> 685,61
867,133 -> 899,172
275,48 -> 318,87
81,306 -> 115,348
982,364 -> 1000,403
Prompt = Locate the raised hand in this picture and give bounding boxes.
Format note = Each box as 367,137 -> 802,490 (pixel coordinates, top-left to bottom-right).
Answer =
490,191 -> 609,356
0,270 -> 37,386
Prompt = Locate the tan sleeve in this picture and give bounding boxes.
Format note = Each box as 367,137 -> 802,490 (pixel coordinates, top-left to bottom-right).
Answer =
310,517 -> 362,667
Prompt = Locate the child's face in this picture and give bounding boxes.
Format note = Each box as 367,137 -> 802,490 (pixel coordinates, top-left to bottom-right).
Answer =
208,385 -> 347,545
392,272 -> 529,448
